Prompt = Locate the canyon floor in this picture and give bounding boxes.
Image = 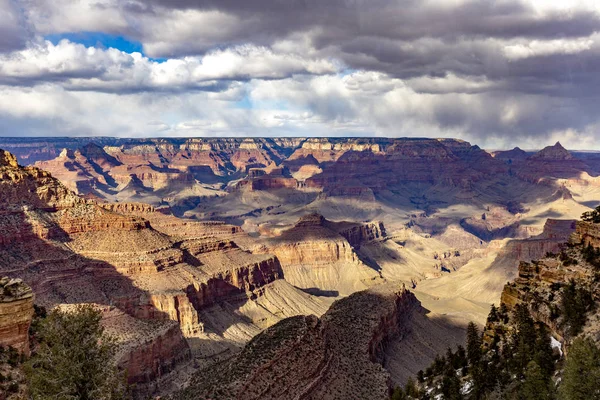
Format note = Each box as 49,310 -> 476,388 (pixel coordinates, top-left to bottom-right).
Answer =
1,137 -> 599,398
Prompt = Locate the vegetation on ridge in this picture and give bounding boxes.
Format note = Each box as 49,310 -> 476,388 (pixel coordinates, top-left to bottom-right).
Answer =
24,305 -> 130,400
392,209 -> 600,400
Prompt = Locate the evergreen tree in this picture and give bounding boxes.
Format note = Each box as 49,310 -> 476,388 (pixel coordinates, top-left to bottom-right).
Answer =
533,324 -> 555,381
559,337 -> 600,400
466,322 -> 482,367
519,361 -> 552,400
24,305 -> 130,400
487,304 -> 499,323
441,363 -> 463,400
454,345 -> 468,370
512,304 -> 537,376
560,280 -> 594,337
391,386 -> 407,400
446,347 -> 454,362
481,347 -> 500,393
405,377 -> 419,398
499,303 -> 510,324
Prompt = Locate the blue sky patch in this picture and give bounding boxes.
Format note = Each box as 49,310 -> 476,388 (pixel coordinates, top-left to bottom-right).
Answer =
44,32 -> 167,62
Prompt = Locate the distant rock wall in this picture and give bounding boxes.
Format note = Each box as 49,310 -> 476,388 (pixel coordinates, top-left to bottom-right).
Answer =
337,221 -> 386,248
270,239 -> 358,265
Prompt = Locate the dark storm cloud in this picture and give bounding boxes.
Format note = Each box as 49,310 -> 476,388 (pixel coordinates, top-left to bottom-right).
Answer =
0,0 -> 32,52
134,0 -> 600,96
143,0 -> 600,47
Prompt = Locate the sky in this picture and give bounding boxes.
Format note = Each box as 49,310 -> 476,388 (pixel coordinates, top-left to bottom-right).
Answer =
1,0 -> 600,149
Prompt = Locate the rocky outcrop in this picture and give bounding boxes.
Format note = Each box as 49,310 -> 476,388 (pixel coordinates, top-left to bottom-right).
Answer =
175,284 -> 419,400
0,278 -> 34,355
0,163 -> 83,211
99,202 -> 156,214
460,207 -> 525,241
266,213 -> 359,264
571,220 -> 600,248
0,150 -> 18,168
260,214 -> 383,295
98,306 -> 191,393
529,142 -> 573,160
499,229 -> 597,341
334,221 -> 386,248
492,147 -> 529,162
181,239 -> 285,306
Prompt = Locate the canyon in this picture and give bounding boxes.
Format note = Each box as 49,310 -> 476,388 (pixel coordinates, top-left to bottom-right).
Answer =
2,136 -> 600,398
176,284 -> 462,400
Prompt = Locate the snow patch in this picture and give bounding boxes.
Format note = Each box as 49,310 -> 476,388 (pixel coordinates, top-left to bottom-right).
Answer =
461,380 -> 473,395
551,336 -> 563,356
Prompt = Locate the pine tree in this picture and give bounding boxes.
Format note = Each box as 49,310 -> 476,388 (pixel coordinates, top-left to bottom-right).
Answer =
392,386 -> 407,400
519,361 -> 552,400
455,345 -> 468,370
559,337 -> 600,400
533,324 -> 555,381
446,347 -> 455,369
405,376 -> 419,398
512,304 -> 537,376
499,303 -> 510,324
466,322 -> 482,367
487,304 -> 499,323
441,363 -> 463,400
24,305 -> 129,400
560,280 -> 594,337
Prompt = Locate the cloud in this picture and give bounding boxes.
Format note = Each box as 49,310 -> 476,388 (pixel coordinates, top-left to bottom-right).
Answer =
0,0 -> 32,52
1,0 -> 600,148
0,40 -> 338,92
503,37 -> 595,60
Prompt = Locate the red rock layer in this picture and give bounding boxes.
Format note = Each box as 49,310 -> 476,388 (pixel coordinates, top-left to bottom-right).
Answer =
0,279 -> 34,355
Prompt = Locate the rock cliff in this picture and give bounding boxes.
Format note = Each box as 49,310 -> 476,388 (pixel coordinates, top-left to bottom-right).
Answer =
175,284 -> 420,400
100,306 -> 191,391
0,278 -> 34,355
261,214 -> 383,295
0,149 -> 316,395
498,219 -> 600,343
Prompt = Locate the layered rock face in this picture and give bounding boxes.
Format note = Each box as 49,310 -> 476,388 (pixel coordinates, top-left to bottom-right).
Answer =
572,220 -> 600,247
499,259 -> 588,346
175,284 -> 419,400
20,138 -> 600,225
484,219 -> 576,287
0,137 -> 121,165
99,306 -> 191,391
332,220 -> 386,248
0,278 -> 34,355
261,213 -> 383,295
0,149 -> 312,393
497,219 -> 600,344
303,139 -> 508,196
